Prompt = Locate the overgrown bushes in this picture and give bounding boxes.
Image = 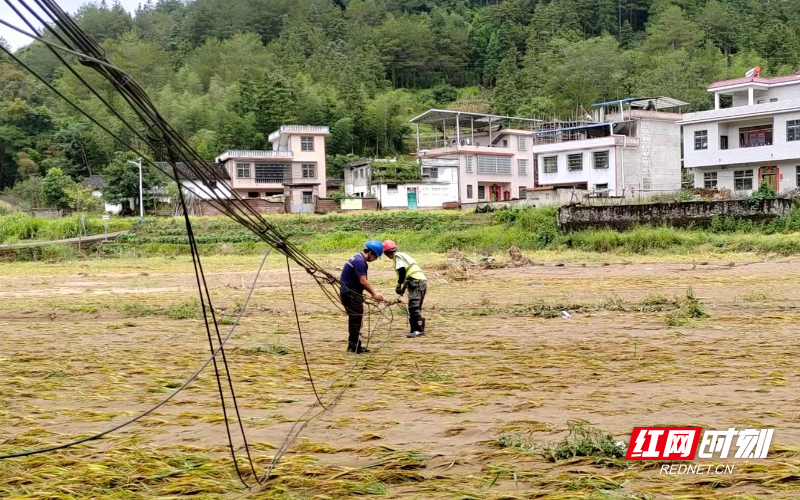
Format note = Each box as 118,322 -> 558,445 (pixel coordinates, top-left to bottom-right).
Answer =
0,213 -> 132,243
12,204 -> 800,258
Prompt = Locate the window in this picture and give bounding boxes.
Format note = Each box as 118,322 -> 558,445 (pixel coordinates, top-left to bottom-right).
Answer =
796,167 -> 800,188
255,164 -> 286,183
543,156 -> 558,173
518,186 -> 526,199
704,172 -> 718,189
302,191 -> 313,204
301,164 -> 315,178
770,98 -> 779,103
387,184 -> 398,194
517,159 -> 528,175
694,130 -> 708,150
720,136 -> 729,150
739,125 -> 773,147
595,183 -> 608,190
734,170 -> 753,191
477,155 -> 512,174
593,151 -> 609,169
788,120 -> 800,142
247,191 -> 259,198
467,184 -> 473,198
422,167 -> 438,179
300,136 -> 314,151
567,153 -> 583,171
465,156 -> 474,173
502,139 -> 508,148
478,185 -> 486,200
518,136 -> 528,151
236,163 -> 250,178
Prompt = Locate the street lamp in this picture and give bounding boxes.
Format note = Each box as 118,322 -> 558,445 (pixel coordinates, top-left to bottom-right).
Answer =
127,157 -> 144,225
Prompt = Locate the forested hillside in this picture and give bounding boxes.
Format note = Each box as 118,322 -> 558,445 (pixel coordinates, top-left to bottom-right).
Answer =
1,0 -> 799,193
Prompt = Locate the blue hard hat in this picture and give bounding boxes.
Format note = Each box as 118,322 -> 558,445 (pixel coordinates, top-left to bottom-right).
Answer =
364,240 -> 383,258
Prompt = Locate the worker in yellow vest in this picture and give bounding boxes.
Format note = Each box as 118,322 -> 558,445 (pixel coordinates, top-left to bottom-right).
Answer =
382,240 -> 427,338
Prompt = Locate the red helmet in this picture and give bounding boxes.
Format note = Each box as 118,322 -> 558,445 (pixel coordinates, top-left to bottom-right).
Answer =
382,239 -> 397,252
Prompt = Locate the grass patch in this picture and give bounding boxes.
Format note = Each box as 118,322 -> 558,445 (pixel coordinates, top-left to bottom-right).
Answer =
665,286 -> 709,326
117,300 -> 203,320
541,421 -> 626,462
497,431 -> 537,454
743,291 -> 769,302
13,206 -> 800,262
236,342 -> 290,356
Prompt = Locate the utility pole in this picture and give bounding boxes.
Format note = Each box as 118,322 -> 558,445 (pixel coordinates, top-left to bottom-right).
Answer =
127,157 -> 144,225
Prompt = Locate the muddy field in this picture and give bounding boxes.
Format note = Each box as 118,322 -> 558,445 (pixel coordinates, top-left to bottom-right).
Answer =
2,253 -> 800,499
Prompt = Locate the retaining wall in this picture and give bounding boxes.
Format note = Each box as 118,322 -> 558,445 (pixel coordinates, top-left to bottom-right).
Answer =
557,198 -> 794,232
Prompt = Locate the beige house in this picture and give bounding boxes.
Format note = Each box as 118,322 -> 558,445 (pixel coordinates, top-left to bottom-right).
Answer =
215,125 -> 330,213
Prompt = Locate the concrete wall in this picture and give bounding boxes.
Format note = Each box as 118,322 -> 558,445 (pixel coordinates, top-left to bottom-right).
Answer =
527,188 -> 587,206
635,118 -> 682,192
181,180 -> 233,200
732,86 -> 800,107
314,197 -> 379,214
90,189 -> 123,214
557,198 -> 793,232
284,186 -> 321,213
370,181 -> 459,208
199,198 -> 285,216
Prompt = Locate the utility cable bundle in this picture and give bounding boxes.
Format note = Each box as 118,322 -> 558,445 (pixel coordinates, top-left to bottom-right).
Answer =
0,0 -> 404,489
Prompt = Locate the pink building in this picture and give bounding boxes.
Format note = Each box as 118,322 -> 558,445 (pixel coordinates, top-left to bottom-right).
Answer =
409,110 -> 540,204
215,125 -> 330,213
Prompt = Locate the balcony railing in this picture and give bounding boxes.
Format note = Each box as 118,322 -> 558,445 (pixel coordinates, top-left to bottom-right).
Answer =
268,125 -> 330,142
242,177 -> 321,185
216,150 -> 294,162
255,177 -> 285,184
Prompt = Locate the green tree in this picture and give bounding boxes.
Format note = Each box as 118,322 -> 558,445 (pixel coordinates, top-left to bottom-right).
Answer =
642,5 -> 702,53
66,184 -> 102,212
235,72 -> 297,145
329,118 -> 356,156
16,152 -> 39,179
6,175 -> 44,210
75,0 -> 134,41
42,167 -> 74,209
103,152 -> 162,214
491,46 -> 522,116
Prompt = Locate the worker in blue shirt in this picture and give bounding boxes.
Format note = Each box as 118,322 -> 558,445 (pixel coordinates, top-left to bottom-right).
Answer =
340,240 -> 385,354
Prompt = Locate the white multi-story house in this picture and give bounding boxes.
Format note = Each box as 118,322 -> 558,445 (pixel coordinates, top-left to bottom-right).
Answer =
529,97 -> 685,202
680,71 -> 800,194
409,109 -> 540,204
343,158 -> 458,209
214,125 -> 330,213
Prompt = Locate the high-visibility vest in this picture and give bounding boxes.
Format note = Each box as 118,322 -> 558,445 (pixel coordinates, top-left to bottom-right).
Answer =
395,252 -> 426,281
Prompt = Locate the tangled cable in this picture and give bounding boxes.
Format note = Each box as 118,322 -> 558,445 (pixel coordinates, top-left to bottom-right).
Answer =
0,0 -> 406,488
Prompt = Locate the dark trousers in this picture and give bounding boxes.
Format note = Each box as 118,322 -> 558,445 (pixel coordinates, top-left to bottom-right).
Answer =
406,279 -> 427,333
340,290 -> 364,350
